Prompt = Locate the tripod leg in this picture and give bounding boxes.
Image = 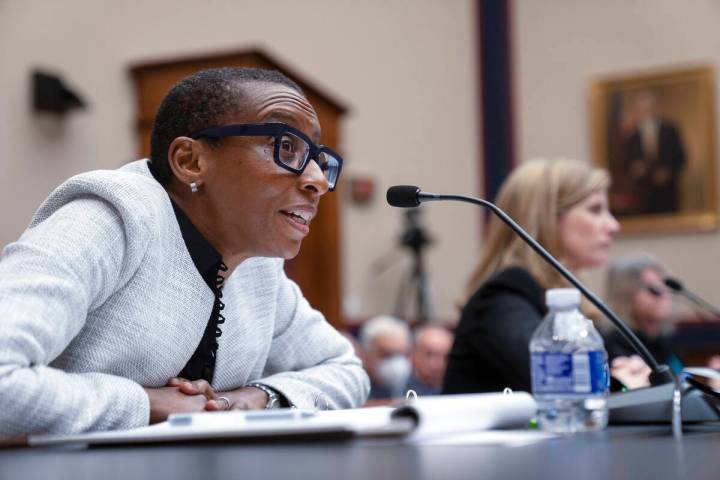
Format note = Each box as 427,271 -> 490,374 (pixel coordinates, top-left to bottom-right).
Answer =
394,269 -> 414,320
413,251 -> 431,324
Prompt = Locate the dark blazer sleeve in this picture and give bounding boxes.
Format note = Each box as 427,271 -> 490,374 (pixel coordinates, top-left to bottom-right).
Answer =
443,268 -> 546,394
604,330 -> 636,360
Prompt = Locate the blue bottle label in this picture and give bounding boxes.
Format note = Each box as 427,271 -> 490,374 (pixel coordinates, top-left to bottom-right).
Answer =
531,351 -> 608,395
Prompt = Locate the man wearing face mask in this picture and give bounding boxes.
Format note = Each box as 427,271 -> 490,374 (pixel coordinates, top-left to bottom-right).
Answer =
360,315 -> 412,400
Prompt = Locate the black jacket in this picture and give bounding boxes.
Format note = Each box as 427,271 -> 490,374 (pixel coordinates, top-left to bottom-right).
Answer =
443,266 -> 547,394
605,329 -> 684,374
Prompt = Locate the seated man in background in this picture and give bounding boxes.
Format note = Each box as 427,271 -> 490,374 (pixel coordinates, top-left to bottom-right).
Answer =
0,67 -> 368,437
360,315 -> 412,400
406,326 -> 453,396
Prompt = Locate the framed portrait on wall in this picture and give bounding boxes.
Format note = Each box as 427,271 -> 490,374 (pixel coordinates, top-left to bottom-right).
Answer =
589,65 -> 718,234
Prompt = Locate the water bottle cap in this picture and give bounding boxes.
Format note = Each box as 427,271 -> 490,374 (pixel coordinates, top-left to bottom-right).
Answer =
545,288 -> 581,309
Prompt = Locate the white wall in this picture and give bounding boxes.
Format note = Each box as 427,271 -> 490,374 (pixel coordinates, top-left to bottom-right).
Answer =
514,0 -> 720,306
0,0 -> 479,323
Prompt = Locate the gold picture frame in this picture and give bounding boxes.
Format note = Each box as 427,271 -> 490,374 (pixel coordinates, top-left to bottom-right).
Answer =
589,65 -> 718,234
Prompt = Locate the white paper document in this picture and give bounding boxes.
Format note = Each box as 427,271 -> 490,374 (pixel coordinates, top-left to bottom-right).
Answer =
29,392 -> 540,447
683,367 -> 720,379
410,430 -> 556,447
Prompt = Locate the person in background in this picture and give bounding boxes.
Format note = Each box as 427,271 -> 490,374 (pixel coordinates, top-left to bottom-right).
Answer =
360,315 -> 412,399
0,67 -> 368,437
406,326 -> 454,396
604,254 -> 684,385
443,158 -> 620,394
622,91 -> 686,215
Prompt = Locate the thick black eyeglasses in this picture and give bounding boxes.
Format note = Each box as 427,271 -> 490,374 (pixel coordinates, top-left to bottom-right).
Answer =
189,122 -> 343,191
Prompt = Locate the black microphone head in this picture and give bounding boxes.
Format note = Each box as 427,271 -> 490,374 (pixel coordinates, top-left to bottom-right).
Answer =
664,277 -> 683,292
387,185 -> 421,208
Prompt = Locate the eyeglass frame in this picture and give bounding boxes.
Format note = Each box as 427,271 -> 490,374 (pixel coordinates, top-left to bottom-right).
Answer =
642,283 -> 669,298
188,122 -> 343,191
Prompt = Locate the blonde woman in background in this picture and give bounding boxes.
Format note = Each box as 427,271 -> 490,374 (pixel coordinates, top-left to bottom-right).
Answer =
443,158 -> 620,394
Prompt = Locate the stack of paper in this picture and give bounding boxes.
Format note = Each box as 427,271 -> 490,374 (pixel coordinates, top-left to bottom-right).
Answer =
29,392 -> 539,447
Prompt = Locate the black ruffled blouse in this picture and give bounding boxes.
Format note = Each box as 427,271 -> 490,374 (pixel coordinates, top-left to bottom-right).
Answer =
171,200 -> 226,383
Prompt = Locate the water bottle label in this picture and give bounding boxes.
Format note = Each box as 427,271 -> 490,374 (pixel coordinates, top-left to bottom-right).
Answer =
531,351 -> 607,395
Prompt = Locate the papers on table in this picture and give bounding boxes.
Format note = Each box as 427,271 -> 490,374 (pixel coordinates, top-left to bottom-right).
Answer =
409,430 -> 556,447
683,367 -> 720,379
29,391 -> 543,447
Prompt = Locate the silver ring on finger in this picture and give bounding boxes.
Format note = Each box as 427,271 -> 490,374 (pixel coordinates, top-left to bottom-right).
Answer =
217,396 -> 232,410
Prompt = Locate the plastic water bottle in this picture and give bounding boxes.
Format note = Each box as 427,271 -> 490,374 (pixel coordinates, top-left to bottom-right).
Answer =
530,288 -> 609,433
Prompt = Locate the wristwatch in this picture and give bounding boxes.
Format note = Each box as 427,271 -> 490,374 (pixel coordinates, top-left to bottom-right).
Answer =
246,383 -> 280,409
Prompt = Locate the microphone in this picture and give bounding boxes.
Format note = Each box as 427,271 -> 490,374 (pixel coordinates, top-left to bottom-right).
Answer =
388,185 -> 665,376
664,277 -> 720,319
387,185 -> 720,424
386,185 -> 438,208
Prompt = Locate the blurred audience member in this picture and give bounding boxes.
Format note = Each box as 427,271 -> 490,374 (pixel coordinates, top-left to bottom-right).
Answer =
605,254 -> 684,376
406,326 -> 453,396
360,315 -> 411,399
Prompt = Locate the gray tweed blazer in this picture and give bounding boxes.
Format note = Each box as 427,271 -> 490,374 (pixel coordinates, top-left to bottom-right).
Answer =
0,160 -> 369,436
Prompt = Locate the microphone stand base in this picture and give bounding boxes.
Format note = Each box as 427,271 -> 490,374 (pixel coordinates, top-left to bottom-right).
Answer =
608,382 -> 720,424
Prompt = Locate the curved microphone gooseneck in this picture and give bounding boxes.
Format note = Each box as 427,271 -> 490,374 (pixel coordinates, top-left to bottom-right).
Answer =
386,185 -> 674,386
664,277 -> 720,319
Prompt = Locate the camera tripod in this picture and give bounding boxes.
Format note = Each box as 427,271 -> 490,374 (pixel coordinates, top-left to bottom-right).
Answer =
392,209 -> 433,325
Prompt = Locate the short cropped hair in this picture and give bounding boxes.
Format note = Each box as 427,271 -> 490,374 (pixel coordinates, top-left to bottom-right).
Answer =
359,315 -> 411,352
149,67 -> 303,184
